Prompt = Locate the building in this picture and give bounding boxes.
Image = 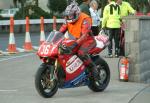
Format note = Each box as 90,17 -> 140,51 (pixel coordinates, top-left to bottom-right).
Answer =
0,0 -> 49,12
0,8 -> 19,17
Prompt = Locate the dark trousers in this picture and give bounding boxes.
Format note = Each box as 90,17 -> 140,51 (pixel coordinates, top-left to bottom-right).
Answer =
91,26 -> 99,36
119,28 -> 125,56
107,28 -> 120,55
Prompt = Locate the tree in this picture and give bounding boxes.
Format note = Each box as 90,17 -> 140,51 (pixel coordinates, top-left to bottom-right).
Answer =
47,0 -> 67,15
33,0 -> 39,6
76,0 -> 82,5
13,0 -> 31,18
13,0 -> 17,7
13,0 -> 25,8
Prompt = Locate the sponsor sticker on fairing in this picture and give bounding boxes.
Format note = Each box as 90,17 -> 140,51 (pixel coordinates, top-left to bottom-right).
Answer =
66,57 -> 83,74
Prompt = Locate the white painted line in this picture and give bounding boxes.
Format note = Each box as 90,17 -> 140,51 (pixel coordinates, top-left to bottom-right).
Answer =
33,46 -> 39,50
0,53 -> 35,62
16,47 -> 25,52
0,89 -> 17,92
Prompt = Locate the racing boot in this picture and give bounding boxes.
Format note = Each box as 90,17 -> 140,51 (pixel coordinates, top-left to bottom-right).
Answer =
79,54 -> 100,80
88,61 -> 100,80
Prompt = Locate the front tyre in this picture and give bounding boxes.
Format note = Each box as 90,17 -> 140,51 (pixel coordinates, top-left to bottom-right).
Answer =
88,56 -> 110,92
35,63 -> 58,98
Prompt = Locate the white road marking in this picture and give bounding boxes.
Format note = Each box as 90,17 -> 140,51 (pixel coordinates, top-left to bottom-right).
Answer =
0,53 -> 35,62
0,89 -> 17,92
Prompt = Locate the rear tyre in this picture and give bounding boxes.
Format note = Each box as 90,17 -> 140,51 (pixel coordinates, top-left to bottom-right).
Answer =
88,56 -> 110,92
35,63 -> 58,98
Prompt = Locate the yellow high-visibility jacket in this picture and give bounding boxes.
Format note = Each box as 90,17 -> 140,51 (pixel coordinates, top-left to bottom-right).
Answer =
102,1 -> 121,28
119,1 -> 136,17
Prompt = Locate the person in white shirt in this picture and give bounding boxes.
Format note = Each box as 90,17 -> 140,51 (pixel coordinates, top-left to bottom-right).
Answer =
89,0 -> 100,36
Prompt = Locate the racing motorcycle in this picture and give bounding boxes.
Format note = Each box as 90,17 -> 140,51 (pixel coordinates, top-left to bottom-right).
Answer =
35,31 -> 110,98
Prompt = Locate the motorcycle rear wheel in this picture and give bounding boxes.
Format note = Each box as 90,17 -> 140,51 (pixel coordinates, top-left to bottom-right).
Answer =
88,56 -> 110,92
35,63 -> 58,98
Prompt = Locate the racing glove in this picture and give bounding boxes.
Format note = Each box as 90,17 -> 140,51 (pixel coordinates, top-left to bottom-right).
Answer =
68,42 -> 78,50
61,41 -> 78,53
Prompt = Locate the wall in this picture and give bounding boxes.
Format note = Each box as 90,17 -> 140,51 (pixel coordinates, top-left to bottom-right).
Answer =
124,16 -> 150,83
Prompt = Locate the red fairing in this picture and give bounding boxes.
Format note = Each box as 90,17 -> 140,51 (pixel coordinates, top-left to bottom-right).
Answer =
58,55 -> 85,81
88,48 -> 103,54
37,42 -> 58,57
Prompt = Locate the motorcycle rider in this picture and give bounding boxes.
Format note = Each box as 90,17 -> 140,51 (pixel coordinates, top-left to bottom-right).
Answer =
59,2 -> 99,79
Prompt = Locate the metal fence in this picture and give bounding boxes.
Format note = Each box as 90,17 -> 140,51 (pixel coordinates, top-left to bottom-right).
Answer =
0,19 -> 65,26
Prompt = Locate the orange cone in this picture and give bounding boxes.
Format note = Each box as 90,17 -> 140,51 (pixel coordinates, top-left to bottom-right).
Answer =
23,16 -> 33,51
53,16 -> 57,31
147,12 -> 150,16
8,17 -> 17,53
40,17 -> 45,45
0,50 -> 3,55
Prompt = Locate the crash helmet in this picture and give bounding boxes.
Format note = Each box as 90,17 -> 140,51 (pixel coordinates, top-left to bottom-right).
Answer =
64,2 -> 81,23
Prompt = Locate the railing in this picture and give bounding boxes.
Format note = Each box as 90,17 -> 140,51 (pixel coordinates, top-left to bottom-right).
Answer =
0,17 -> 65,54
0,19 -> 65,26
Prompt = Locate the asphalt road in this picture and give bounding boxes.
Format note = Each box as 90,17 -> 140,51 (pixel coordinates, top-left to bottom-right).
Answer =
0,32 -> 150,103
0,53 -> 149,103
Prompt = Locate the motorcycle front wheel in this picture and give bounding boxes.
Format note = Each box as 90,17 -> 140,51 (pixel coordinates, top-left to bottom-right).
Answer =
35,63 -> 58,98
88,56 -> 110,92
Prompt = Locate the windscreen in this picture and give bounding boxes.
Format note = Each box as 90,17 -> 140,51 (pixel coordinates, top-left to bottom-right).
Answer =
46,31 -> 64,44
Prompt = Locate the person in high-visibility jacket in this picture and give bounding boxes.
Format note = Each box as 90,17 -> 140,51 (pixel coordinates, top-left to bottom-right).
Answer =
116,0 -> 136,17
116,0 -> 136,56
102,0 -> 121,57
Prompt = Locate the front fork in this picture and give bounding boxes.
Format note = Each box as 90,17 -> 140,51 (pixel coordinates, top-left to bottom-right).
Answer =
48,59 -> 58,81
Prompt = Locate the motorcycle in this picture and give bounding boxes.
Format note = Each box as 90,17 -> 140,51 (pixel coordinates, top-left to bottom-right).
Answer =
35,31 -> 110,98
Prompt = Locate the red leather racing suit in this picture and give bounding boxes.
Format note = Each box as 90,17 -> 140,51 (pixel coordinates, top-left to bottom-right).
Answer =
59,13 -> 96,60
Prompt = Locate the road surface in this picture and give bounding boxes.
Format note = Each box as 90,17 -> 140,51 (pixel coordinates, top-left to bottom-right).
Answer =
0,32 -> 150,103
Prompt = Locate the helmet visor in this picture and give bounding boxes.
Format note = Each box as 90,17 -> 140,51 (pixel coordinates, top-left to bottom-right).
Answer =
65,12 -> 77,23
66,15 -> 74,20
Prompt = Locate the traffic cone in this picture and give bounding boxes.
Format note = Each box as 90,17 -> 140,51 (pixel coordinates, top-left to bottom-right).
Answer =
23,16 -> 33,51
0,50 -> 3,55
53,16 -> 57,31
147,12 -> 150,16
40,16 -> 45,45
8,17 -> 17,54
